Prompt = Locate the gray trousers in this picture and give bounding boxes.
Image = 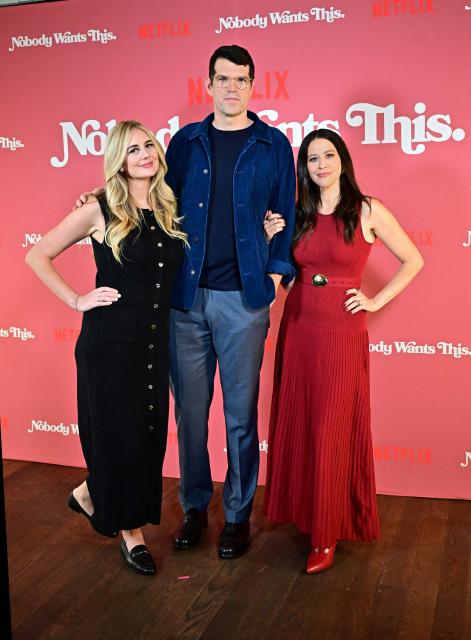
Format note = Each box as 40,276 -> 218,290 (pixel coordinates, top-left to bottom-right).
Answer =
169,288 -> 270,522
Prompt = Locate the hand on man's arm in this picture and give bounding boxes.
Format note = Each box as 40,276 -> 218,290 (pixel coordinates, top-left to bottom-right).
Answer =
73,187 -> 104,210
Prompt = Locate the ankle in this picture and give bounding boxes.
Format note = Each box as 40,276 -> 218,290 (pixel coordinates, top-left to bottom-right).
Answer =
73,481 -> 90,502
122,528 -> 145,549
72,483 -> 93,515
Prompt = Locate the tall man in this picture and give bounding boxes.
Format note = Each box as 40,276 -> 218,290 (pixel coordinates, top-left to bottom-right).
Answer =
165,45 -> 295,559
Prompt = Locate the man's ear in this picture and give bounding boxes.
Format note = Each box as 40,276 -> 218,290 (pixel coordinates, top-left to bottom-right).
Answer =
206,77 -> 213,97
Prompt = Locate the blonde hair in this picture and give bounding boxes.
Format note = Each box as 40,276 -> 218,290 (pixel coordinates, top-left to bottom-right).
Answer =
104,120 -> 187,262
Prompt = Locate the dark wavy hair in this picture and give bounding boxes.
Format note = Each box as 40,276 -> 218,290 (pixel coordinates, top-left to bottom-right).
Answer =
294,128 -> 370,246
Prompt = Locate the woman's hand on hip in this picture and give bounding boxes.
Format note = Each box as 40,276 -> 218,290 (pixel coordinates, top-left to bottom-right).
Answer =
76,287 -> 121,312
344,288 -> 379,314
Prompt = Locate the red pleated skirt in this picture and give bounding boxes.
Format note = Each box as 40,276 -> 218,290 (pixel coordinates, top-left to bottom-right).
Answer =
264,278 -> 380,548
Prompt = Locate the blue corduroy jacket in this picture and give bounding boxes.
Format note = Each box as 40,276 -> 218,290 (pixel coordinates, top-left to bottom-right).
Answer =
165,110 -> 296,310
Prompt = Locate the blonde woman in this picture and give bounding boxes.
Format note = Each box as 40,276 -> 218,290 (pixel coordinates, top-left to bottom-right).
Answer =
26,121 -> 185,575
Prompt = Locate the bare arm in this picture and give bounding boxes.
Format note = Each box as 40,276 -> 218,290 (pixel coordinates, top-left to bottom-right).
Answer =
270,273 -> 282,290
25,201 -> 120,311
345,199 -> 424,314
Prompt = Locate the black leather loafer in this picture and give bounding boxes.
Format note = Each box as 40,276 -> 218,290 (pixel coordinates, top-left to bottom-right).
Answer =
218,521 -> 250,559
67,493 -> 119,538
173,508 -> 208,550
120,540 -> 156,576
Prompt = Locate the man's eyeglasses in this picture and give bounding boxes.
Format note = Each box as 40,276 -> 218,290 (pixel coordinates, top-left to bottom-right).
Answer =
213,75 -> 252,90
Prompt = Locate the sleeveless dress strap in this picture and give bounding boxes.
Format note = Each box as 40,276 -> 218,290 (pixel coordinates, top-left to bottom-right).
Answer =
96,191 -> 111,224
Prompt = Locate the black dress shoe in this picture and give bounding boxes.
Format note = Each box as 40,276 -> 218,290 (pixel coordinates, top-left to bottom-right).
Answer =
67,493 -> 119,538
120,540 -> 156,576
173,508 -> 208,550
218,521 -> 250,559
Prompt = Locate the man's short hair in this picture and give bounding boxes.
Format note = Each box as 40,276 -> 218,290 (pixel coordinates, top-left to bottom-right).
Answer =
209,45 -> 255,80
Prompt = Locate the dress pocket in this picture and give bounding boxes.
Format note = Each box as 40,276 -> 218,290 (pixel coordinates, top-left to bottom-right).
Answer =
101,297 -> 140,342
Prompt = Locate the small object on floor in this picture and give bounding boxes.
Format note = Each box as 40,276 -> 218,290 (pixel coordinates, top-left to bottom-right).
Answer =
305,543 -> 337,574
120,540 -> 156,576
177,575 -> 190,580
67,492 -> 119,538
218,521 -> 250,559
173,508 -> 208,550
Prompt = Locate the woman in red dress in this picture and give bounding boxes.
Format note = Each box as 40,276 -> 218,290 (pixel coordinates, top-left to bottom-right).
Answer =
263,129 -> 423,574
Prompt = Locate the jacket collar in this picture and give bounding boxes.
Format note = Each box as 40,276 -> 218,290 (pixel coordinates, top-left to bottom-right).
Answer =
188,110 -> 272,143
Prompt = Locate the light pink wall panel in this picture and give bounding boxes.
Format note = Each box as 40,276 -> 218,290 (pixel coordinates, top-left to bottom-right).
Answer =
1,0 -> 470,499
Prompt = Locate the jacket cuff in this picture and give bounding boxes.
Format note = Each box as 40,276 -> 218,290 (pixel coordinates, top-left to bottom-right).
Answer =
281,269 -> 297,286
266,259 -> 296,279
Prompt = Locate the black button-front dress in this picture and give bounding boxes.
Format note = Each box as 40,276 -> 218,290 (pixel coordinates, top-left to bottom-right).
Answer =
75,196 -> 184,532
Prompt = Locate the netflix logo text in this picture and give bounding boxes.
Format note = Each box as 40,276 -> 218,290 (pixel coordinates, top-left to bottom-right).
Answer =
372,0 -> 434,18
54,328 -> 80,342
187,70 -> 289,106
374,446 -> 432,464
138,20 -> 190,38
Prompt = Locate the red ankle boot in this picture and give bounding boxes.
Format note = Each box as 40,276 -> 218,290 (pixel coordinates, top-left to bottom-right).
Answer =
305,543 -> 337,574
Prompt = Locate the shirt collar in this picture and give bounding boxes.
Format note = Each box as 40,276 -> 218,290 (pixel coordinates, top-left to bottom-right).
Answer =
188,110 -> 272,143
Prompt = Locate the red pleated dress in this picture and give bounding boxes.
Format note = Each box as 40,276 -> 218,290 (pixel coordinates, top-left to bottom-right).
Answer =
264,213 -> 380,548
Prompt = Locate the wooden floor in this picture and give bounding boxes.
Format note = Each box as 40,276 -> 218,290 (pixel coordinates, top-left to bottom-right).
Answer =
4,460 -> 471,640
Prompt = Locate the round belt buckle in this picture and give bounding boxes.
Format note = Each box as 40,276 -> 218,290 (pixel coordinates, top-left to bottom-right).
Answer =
312,273 -> 328,287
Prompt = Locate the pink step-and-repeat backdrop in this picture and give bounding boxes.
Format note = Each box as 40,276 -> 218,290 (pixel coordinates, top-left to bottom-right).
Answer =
1,0 -> 470,499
